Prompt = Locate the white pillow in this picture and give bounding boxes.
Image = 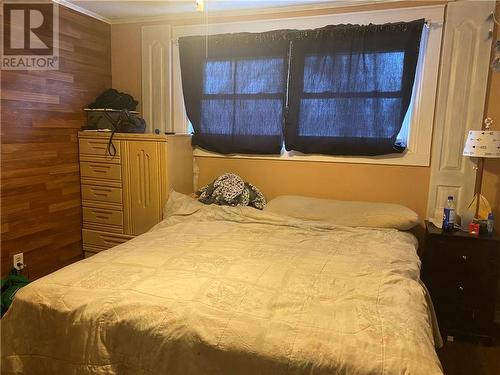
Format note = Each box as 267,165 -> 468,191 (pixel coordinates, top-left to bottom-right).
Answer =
264,195 -> 419,230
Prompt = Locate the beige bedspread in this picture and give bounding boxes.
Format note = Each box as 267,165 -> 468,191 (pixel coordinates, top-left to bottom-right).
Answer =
1,192 -> 443,374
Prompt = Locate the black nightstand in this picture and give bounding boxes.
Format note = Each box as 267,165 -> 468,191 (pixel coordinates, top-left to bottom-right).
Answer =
421,220 -> 500,343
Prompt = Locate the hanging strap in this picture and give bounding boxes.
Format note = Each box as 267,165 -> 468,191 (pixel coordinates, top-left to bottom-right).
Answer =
103,111 -> 122,157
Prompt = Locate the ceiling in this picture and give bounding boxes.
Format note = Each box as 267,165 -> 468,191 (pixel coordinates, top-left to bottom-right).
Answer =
63,0 -> 371,22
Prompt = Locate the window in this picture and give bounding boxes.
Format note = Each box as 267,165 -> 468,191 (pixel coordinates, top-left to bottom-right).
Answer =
171,5 -> 444,165
297,51 -> 406,139
178,33 -> 289,154
201,58 -> 284,136
285,21 -> 424,156
181,21 -> 423,156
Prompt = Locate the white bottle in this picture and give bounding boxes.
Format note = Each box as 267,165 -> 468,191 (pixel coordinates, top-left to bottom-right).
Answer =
442,196 -> 456,231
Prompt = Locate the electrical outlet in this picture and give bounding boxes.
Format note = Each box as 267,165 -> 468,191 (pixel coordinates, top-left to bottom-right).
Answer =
13,253 -> 24,270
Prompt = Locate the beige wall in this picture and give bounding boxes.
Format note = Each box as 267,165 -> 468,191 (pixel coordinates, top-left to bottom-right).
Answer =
482,3 -> 500,231
111,22 -> 142,110
195,158 -> 430,219
111,1 -> 450,225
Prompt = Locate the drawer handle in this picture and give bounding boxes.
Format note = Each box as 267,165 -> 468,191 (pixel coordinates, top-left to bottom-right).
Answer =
103,238 -> 125,245
105,239 -> 123,243
88,142 -> 107,150
90,165 -> 111,172
91,210 -> 112,215
91,187 -> 112,192
93,193 -> 109,197
90,164 -> 110,168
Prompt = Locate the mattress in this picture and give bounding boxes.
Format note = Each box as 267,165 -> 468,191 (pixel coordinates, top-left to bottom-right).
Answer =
1,192 -> 443,374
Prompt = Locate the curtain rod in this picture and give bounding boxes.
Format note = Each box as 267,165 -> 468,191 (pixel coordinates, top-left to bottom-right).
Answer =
172,20 -> 443,44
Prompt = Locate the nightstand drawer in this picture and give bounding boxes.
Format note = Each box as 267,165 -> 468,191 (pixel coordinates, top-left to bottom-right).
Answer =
438,278 -> 482,307
440,305 -> 494,335
425,237 -> 494,276
82,185 -> 122,205
80,162 -> 121,181
83,229 -> 133,249
83,206 -> 123,227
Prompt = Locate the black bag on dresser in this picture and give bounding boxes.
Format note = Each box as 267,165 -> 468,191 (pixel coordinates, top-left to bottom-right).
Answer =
82,109 -> 146,156
82,109 -> 146,133
87,88 -> 138,111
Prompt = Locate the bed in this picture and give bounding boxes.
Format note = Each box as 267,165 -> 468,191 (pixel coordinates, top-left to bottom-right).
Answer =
1,192 -> 443,374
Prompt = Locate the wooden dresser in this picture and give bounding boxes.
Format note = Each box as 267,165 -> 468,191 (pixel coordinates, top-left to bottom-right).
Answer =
421,221 -> 500,342
78,132 -> 193,257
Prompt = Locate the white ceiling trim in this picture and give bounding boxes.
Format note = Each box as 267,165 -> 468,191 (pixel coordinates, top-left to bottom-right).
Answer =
111,1 -> 401,24
53,0 -> 112,23
54,0 -> 406,25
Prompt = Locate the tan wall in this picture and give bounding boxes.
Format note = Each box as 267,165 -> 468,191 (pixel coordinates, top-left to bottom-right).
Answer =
111,22 -> 142,109
195,158 -> 430,219
482,3 -> 500,231
111,1 -> 447,225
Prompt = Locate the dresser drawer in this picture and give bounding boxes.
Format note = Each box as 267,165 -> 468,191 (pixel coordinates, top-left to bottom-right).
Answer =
79,137 -> 120,158
83,243 -> 106,257
80,162 -> 121,181
82,185 -> 122,205
83,206 -> 123,227
83,229 -> 133,249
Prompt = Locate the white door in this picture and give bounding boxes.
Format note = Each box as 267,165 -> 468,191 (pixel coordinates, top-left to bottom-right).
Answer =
142,25 -> 172,134
426,0 -> 495,219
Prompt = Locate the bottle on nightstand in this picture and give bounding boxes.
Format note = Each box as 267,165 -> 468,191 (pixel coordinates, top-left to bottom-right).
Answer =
487,213 -> 494,236
442,196 -> 456,232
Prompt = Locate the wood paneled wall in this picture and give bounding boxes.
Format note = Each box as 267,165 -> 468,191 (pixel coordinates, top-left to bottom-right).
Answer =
1,6 -> 111,279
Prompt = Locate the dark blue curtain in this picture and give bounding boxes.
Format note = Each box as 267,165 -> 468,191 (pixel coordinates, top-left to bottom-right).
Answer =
285,19 -> 424,156
179,31 -> 290,154
179,20 -> 424,156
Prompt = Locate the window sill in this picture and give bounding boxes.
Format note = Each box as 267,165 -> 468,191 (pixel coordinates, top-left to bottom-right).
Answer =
193,147 -> 430,167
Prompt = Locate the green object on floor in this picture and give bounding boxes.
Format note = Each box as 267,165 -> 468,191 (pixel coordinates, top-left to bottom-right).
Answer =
1,268 -> 30,317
